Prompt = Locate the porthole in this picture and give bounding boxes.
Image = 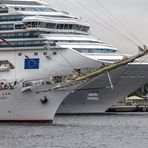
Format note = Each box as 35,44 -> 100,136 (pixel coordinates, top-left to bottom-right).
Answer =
18,53 -> 22,56
43,52 -> 47,55
53,52 -> 57,55
0,82 -> 4,85
34,52 -> 38,56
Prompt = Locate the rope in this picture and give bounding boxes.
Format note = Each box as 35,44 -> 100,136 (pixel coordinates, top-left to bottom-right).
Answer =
95,0 -> 145,46
54,48 -> 78,74
75,0 -> 139,47
134,91 -> 144,98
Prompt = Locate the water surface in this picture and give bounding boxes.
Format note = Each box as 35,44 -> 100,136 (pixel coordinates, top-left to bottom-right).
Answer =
0,114 -> 148,148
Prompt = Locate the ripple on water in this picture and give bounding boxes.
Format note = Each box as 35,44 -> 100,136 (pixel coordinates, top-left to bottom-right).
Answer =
0,114 -> 148,148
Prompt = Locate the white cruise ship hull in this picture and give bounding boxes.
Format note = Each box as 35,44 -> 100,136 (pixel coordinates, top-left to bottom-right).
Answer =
57,64 -> 148,113
0,83 -> 82,123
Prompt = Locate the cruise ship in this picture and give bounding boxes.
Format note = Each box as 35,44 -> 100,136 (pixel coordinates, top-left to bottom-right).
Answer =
0,0 -> 148,122
0,0 -> 100,122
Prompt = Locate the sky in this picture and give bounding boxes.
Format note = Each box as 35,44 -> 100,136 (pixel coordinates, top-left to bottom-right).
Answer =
44,0 -> 148,54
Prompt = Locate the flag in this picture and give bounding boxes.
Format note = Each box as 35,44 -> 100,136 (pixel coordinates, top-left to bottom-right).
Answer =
24,58 -> 40,69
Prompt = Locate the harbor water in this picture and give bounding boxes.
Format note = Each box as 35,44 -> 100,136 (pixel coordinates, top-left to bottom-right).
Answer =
1,114 -> 148,148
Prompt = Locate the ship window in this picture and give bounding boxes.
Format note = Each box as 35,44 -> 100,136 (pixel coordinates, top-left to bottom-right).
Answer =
15,7 -> 19,11
64,24 -> 68,29
0,1 -> 42,5
82,26 -> 89,32
13,6 -> 57,12
15,24 -> 25,29
34,52 -> 38,56
1,14 -> 24,22
87,91 -> 99,101
21,8 -> 25,11
0,82 -> 4,85
0,6 -> 8,13
0,24 -> 14,30
18,53 -> 22,56
53,52 -> 57,55
43,52 -> 47,55
73,48 -> 116,53
69,24 -> 73,30
59,24 -> 64,29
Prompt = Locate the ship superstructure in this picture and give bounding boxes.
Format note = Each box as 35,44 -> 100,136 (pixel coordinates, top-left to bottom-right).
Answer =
0,0 -> 123,79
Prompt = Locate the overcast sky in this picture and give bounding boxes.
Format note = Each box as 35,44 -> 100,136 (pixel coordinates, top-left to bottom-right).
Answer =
44,0 -> 148,54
